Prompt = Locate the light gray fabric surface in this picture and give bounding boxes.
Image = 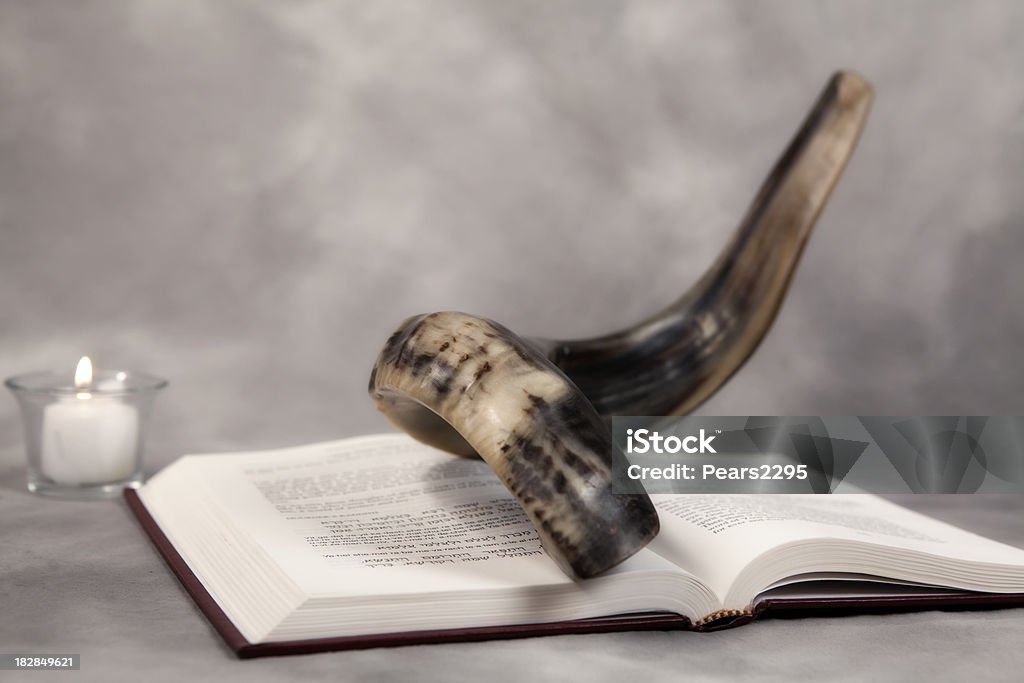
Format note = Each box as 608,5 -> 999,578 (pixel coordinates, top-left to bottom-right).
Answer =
1,1 -> 1023,680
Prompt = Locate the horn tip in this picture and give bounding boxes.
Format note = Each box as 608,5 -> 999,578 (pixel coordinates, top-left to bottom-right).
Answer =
832,69 -> 875,107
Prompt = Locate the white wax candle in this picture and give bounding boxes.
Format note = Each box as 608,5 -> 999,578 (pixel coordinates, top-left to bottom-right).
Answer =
41,395 -> 140,485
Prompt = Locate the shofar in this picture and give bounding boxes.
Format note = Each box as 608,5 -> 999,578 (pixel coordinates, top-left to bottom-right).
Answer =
369,71 -> 874,578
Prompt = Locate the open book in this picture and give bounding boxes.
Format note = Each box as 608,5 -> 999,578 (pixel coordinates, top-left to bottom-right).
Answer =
128,434 -> 1024,657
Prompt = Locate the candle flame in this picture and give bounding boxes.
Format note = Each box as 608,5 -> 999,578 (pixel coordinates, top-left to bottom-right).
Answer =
75,356 -> 93,399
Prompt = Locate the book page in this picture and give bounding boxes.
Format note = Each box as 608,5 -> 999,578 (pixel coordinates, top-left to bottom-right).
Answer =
171,435 -> 684,596
648,494 -> 1024,606
243,438 -> 552,576
141,434 -> 715,643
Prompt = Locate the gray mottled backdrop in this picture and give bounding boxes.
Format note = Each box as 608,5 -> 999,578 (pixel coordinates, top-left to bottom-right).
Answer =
2,0 -> 1023,469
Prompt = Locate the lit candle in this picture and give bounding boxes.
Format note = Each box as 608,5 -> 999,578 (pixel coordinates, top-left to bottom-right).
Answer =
40,356 -> 140,485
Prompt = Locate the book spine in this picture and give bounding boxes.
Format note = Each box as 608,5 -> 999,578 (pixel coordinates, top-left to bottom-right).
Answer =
692,609 -> 756,632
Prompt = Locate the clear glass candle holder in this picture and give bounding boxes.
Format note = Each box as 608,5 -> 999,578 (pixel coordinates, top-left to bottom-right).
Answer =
5,368 -> 167,499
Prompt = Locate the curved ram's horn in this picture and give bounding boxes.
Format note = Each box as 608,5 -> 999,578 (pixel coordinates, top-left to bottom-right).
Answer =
369,71 -> 873,578
369,311 -> 660,579
541,70 -> 874,415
